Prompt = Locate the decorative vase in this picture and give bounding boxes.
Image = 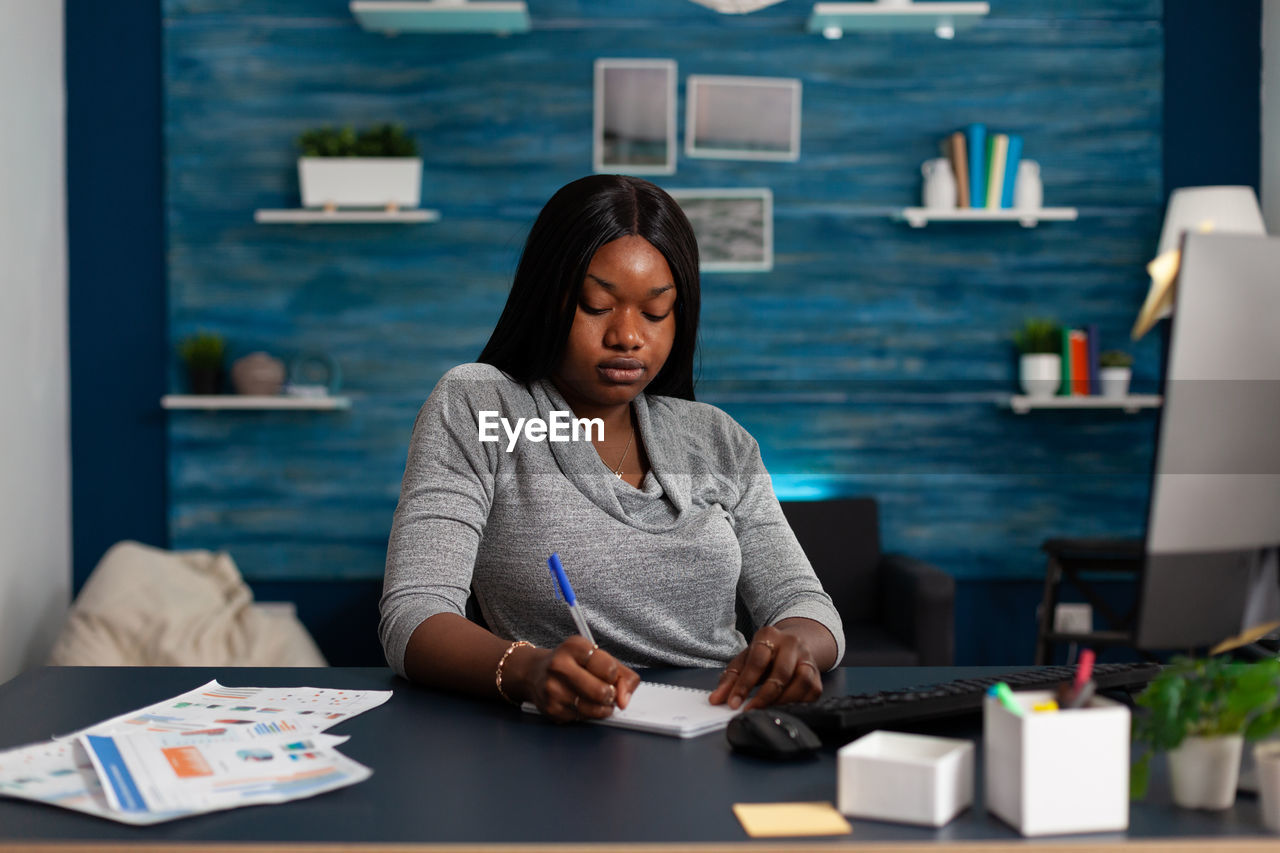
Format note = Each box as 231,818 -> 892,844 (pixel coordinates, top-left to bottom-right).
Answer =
1014,160 -> 1042,210
1256,742 -> 1280,832
1098,367 -> 1132,399
1167,735 -> 1243,810
921,158 -> 957,210
1019,353 -> 1061,398
231,352 -> 287,396
298,157 -> 423,209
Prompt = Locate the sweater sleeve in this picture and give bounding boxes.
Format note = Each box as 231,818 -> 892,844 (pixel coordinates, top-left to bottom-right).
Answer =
378,368 -> 499,678
730,434 -> 846,669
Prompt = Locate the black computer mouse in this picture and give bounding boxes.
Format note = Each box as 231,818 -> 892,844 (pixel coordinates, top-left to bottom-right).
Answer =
726,709 -> 822,760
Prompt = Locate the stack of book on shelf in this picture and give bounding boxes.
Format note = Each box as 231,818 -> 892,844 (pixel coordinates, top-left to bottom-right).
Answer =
1060,324 -> 1101,396
944,124 -> 1025,210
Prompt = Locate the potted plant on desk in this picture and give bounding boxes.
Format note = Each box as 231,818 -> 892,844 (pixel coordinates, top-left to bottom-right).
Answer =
1012,318 -> 1061,398
1131,655 -> 1280,810
297,123 -> 422,211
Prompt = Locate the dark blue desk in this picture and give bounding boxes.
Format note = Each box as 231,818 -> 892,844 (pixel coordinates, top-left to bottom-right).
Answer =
0,666 -> 1273,850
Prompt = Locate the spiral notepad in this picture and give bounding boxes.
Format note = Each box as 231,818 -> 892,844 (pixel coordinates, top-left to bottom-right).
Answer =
522,682 -> 741,738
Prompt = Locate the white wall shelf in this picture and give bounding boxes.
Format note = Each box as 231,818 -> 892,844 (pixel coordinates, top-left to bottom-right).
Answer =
350,1 -> 530,35
1005,395 -> 1162,415
896,207 -> 1078,228
808,2 -> 989,39
255,208 -> 440,224
162,395 -> 352,411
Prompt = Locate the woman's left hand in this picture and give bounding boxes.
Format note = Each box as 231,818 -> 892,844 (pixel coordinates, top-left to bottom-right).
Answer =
708,624 -> 823,710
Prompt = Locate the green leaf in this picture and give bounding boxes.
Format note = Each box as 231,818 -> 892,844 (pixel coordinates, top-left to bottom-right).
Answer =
1130,752 -> 1151,800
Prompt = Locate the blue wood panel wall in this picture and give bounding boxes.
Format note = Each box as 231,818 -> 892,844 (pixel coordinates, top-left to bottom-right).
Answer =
164,0 -> 1164,583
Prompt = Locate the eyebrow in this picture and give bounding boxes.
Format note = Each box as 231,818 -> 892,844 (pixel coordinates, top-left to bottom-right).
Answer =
586,274 -> 675,299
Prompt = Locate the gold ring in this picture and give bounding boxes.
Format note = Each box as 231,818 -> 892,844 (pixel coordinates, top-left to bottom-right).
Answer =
758,639 -> 776,653
765,677 -> 786,690
724,667 -> 741,676
573,695 -> 581,710
797,659 -> 821,674
606,684 -> 616,704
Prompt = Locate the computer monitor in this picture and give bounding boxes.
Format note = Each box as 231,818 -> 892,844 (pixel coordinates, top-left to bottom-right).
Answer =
1134,232 -> 1280,650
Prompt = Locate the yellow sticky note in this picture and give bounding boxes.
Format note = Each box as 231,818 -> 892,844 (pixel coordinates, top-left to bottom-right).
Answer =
732,802 -> 853,838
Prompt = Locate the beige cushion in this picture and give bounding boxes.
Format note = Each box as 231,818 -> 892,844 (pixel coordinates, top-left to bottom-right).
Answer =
48,541 -> 327,667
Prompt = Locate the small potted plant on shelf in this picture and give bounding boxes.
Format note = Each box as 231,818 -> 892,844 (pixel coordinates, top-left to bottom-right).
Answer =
297,123 -> 422,211
1012,318 -> 1061,398
1098,350 -> 1134,399
1131,655 -> 1280,810
178,331 -> 226,395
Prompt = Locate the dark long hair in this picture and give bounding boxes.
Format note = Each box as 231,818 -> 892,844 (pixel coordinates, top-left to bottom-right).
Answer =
477,175 -> 700,400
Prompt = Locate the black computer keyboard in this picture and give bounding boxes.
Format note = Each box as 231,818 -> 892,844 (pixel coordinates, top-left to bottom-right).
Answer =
774,661 -> 1162,744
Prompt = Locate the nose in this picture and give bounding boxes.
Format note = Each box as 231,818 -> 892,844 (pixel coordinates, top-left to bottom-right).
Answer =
604,307 -> 643,350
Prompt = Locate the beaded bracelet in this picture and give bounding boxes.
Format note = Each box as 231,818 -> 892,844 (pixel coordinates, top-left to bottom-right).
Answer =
495,640 -> 533,705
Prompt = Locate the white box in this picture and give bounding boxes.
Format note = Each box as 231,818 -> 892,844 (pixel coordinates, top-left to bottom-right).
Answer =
984,690 -> 1130,836
298,157 -> 422,209
837,730 -> 974,827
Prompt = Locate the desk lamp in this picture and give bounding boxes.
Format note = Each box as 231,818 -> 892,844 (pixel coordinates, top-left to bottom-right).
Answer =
1132,186 -> 1266,340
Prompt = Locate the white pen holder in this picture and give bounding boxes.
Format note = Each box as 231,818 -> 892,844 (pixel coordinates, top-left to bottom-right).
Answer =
983,690 -> 1130,836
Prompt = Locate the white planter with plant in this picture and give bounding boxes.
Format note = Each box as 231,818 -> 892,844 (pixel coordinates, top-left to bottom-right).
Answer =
1254,742 -> 1280,831
1131,656 -> 1280,811
297,124 -> 422,210
1167,735 -> 1244,809
1099,350 -> 1133,398
1013,318 -> 1061,398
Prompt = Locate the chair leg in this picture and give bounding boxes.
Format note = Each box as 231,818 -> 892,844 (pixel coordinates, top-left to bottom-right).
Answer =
1035,555 -> 1063,665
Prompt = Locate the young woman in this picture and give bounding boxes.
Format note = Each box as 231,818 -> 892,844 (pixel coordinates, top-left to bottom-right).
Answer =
379,175 -> 843,722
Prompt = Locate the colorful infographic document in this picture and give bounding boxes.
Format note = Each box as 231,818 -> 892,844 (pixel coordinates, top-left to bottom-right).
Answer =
2,679 -> 391,824
0,739 -> 182,825
80,723 -> 369,816
65,680 -> 393,739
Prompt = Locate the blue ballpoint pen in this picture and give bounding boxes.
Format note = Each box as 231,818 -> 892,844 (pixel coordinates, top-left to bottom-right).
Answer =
547,553 -> 597,647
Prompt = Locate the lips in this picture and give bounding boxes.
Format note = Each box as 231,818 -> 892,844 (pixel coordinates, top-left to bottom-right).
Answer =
598,358 -> 645,384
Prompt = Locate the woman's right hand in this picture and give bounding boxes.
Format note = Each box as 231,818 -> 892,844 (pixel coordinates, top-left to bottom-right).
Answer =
520,636 -> 641,722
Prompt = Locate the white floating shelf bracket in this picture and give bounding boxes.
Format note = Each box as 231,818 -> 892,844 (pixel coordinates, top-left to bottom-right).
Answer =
898,207 -> 1078,228
350,1 -> 530,35
808,1 -> 989,39
254,208 -> 441,224
1006,395 -> 1162,415
162,395 -> 353,411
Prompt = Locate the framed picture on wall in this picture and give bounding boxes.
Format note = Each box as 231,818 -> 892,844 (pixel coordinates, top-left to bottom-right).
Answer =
668,188 -> 773,272
685,75 -> 801,161
594,59 -> 677,175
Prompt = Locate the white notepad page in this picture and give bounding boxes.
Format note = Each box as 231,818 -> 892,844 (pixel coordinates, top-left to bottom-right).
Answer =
522,682 -> 741,738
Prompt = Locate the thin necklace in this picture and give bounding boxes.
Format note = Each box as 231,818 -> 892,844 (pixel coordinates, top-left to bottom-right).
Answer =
613,430 -> 634,478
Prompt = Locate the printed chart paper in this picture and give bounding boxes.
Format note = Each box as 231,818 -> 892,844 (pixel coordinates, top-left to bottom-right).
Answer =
0,739 -> 182,825
80,724 -> 368,815
3,679 -> 390,824
65,680 -> 392,739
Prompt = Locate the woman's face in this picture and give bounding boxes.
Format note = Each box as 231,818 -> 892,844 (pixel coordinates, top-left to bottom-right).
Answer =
553,235 -> 678,415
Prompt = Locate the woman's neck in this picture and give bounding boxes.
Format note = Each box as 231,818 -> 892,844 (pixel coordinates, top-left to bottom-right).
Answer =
548,380 -> 635,438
